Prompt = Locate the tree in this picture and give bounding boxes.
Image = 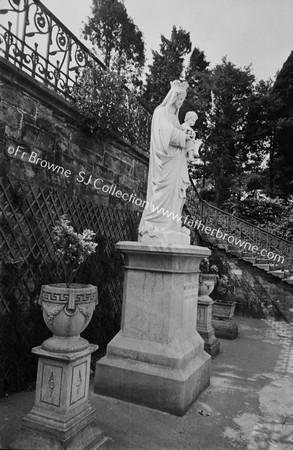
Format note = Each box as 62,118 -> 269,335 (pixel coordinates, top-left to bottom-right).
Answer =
183,47 -> 211,140
143,26 -> 192,108
182,47 -> 211,186
270,51 -> 293,197
245,80 -> 283,195
82,0 -> 145,89
204,58 -> 255,206
186,47 -> 209,80
272,51 -> 293,117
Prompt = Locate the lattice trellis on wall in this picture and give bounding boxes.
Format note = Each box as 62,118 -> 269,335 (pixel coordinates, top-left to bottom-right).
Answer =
0,177 -> 140,319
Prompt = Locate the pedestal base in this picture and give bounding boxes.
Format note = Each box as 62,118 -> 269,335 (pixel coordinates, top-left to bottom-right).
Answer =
199,330 -> 220,358
197,298 -> 220,358
95,332 -> 210,416
10,417 -> 106,450
212,318 -> 239,340
138,228 -> 190,246
10,345 -> 106,449
94,242 -> 211,416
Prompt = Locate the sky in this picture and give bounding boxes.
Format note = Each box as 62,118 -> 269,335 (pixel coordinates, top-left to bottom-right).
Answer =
17,0 -> 293,81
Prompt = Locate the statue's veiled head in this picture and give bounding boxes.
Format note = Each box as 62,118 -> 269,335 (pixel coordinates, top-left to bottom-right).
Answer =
159,80 -> 189,114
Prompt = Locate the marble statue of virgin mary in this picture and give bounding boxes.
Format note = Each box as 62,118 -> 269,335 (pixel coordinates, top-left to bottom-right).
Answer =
138,80 -> 191,245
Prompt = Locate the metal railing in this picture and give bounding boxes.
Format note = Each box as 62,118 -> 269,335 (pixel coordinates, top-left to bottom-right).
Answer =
0,0 -> 151,151
186,177 -> 293,272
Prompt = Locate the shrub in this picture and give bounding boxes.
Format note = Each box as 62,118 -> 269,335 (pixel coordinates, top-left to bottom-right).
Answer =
52,215 -> 98,287
215,275 -> 233,303
199,258 -> 219,274
72,64 -> 138,142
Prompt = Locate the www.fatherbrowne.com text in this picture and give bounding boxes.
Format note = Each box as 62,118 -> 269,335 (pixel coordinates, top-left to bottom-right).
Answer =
78,173 -> 284,264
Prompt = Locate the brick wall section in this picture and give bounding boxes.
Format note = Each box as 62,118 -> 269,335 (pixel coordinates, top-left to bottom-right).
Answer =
0,57 -> 149,210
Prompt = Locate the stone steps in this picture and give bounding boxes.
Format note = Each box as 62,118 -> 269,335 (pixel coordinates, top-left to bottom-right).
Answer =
197,230 -> 293,286
268,270 -> 285,279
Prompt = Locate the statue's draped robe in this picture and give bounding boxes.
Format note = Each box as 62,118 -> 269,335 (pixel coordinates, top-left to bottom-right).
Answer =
138,105 -> 190,242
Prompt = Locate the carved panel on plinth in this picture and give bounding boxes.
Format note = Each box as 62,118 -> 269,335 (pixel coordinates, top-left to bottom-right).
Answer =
40,363 -> 63,407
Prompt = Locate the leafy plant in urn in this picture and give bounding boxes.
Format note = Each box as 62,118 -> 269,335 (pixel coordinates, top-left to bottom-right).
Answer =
53,215 -> 98,288
199,258 -> 219,275
212,274 -> 236,320
215,275 -> 233,303
39,216 -> 99,353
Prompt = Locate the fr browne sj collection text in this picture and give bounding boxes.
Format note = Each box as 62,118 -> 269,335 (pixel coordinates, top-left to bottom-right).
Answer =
6,144 -> 147,207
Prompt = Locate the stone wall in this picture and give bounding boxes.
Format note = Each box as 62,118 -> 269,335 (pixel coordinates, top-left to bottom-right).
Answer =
0,57 -> 149,210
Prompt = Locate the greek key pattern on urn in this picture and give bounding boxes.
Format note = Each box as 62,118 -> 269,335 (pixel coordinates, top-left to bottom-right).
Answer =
39,288 -> 70,304
75,292 -> 97,303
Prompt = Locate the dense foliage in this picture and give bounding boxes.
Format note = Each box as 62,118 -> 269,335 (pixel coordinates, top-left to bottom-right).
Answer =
82,0 -> 145,90
143,26 -> 192,108
232,194 -> 293,241
199,258 -> 219,274
271,52 -> 293,196
72,64 -> 138,141
215,275 -> 233,303
204,58 -> 255,205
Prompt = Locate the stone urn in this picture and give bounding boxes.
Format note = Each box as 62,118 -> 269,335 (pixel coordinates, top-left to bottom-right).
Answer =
39,283 -> 98,353
198,274 -> 218,301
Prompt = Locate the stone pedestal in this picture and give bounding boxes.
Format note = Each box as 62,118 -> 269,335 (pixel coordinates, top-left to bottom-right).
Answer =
94,242 -> 211,416
197,299 -> 220,358
10,344 -> 105,450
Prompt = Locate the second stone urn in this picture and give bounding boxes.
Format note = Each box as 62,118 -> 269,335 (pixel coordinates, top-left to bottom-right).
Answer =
198,273 -> 219,300
39,283 -> 98,353
197,274 -> 220,357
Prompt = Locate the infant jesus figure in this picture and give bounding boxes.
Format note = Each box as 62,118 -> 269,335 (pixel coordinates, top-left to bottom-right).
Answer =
181,111 -> 199,162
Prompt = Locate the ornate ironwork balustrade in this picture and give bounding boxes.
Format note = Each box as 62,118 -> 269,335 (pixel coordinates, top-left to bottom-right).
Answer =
0,0 -> 151,151
186,179 -> 293,273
